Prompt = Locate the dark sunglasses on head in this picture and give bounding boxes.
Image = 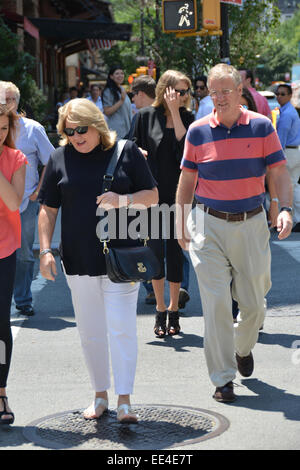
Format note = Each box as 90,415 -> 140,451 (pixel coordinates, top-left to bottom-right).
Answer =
275,92 -> 288,97
196,85 -> 206,90
175,88 -> 190,96
64,126 -> 89,137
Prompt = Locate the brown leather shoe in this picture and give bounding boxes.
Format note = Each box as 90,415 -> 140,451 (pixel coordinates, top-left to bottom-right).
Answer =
213,381 -> 236,403
236,352 -> 254,377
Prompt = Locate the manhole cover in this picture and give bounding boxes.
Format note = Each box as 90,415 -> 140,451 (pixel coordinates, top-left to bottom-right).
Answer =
23,404 -> 229,450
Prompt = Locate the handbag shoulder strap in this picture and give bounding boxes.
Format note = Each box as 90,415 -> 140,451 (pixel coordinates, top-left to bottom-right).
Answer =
102,139 -> 127,193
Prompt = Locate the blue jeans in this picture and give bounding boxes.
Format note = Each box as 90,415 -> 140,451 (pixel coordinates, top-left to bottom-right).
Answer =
181,251 -> 190,292
13,200 -> 39,307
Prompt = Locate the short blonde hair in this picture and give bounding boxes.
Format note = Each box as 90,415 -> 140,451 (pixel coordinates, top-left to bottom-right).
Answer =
208,64 -> 242,88
0,81 -> 21,106
57,98 -> 116,149
153,70 -> 192,111
0,103 -> 19,148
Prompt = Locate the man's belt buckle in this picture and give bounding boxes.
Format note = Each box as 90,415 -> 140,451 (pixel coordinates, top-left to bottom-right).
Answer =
225,211 -> 247,222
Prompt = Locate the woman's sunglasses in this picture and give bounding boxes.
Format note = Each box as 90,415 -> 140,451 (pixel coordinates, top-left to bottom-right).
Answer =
64,126 -> 88,136
175,88 -> 190,96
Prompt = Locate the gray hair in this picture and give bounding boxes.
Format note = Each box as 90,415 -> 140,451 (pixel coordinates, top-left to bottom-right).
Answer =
0,81 -> 21,106
208,64 -> 242,88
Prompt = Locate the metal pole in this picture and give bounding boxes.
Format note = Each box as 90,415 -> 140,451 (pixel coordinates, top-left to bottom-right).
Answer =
220,3 -> 230,63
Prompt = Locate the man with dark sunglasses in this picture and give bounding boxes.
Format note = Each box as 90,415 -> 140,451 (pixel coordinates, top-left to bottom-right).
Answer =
194,76 -> 213,120
276,83 -> 300,231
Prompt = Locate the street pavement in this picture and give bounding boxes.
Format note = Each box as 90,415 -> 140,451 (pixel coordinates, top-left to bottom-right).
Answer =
0,217 -> 300,451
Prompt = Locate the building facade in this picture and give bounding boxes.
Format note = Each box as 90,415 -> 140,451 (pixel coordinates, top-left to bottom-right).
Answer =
0,0 -> 131,105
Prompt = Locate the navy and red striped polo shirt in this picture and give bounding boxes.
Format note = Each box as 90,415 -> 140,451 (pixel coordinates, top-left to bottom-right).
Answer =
181,107 -> 286,213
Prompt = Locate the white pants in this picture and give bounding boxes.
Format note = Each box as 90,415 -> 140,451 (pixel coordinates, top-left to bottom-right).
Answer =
285,147 -> 300,223
65,274 -> 140,395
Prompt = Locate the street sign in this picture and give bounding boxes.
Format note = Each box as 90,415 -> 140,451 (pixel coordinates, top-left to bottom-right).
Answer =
221,0 -> 243,5
162,0 -> 197,33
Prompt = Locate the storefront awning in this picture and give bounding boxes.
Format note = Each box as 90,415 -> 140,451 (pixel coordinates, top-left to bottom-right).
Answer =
1,10 -> 39,39
28,17 -> 132,41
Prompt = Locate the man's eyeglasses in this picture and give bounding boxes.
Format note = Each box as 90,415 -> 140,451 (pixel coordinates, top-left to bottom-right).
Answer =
64,126 -> 89,136
196,85 -> 206,90
175,88 -> 190,96
209,89 -> 234,98
131,90 -> 139,96
275,92 -> 288,97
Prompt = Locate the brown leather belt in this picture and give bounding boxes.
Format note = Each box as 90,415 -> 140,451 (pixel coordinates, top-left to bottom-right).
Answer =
199,204 -> 263,222
286,146 -> 298,149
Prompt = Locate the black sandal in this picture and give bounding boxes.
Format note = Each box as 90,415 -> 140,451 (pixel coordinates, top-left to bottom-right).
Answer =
0,396 -> 15,425
154,311 -> 167,337
167,311 -> 181,336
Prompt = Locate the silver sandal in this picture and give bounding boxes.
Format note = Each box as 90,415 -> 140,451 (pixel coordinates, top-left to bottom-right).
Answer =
83,397 -> 108,420
117,404 -> 138,423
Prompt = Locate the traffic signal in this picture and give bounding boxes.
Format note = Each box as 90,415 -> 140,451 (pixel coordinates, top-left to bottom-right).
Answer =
162,0 -> 197,33
202,0 -> 220,31
136,66 -> 148,77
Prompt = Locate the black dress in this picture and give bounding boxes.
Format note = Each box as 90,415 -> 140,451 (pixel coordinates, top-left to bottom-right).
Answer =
133,106 -> 194,282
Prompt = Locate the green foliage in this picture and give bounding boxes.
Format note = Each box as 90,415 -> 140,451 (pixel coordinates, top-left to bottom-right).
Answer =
249,5 -> 300,86
228,0 -> 281,70
277,5 -> 300,49
104,0 -> 284,86
104,0 -> 222,80
0,17 -> 48,123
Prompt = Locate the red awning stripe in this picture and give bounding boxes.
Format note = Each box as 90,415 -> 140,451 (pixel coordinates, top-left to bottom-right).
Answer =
86,38 -> 113,52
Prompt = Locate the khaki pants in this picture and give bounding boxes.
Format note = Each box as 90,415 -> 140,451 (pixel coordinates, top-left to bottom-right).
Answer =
188,206 -> 271,387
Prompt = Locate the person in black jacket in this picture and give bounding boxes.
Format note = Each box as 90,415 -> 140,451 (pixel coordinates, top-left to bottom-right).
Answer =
133,70 -> 194,338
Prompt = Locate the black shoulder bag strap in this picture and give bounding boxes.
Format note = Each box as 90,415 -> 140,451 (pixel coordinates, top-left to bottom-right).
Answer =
102,139 -> 127,194
97,139 -> 127,246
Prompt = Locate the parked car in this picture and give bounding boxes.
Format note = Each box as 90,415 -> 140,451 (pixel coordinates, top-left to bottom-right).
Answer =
258,90 -> 278,111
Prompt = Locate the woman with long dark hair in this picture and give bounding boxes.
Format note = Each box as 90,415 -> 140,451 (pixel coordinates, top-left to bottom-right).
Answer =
102,66 -> 132,139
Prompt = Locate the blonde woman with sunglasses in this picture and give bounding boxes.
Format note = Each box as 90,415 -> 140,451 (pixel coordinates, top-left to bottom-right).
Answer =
133,70 -> 194,338
38,98 -> 158,423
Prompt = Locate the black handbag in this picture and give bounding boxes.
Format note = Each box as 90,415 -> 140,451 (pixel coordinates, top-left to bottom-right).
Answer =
97,139 -> 160,283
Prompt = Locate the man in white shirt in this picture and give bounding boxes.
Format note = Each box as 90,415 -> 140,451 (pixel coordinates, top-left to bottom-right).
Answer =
195,75 -> 214,120
87,84 -> 103,112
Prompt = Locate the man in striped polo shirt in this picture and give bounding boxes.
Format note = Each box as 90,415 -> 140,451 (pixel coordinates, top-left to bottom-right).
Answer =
176,63 -> 293,403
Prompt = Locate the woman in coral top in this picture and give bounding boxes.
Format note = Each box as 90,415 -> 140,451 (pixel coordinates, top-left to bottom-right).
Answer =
0,104 -> 27,425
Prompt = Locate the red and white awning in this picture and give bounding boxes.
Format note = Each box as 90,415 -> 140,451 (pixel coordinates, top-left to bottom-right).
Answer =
86,39 -> 113,52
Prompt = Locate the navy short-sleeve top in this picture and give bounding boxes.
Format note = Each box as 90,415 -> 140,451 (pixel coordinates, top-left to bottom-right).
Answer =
38,140 -> 157,276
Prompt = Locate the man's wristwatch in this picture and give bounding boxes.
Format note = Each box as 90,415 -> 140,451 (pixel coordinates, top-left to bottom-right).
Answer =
280,207 -> 293,213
